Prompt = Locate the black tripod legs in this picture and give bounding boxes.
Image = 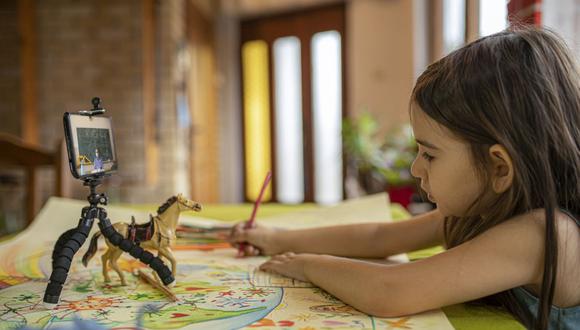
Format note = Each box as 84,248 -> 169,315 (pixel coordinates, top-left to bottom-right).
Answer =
51,228 -> 77,271
43,207 -> 175,308
44,217 -> 93,308
97,219 -> 175,286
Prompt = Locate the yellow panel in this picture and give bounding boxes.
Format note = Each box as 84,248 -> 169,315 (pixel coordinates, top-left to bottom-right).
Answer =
242,40 -> 272,201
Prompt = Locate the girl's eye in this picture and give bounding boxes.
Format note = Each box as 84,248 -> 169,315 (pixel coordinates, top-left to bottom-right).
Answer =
421,152 -> 434,162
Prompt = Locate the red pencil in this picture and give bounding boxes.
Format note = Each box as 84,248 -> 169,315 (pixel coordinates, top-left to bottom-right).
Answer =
238,171 -> 272,256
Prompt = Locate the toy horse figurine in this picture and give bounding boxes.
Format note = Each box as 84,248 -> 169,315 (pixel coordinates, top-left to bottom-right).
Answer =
82,194 -> 202,286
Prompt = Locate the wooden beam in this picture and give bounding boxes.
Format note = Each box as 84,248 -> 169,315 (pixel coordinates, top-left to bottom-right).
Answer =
188,1 -> 220,202
466,0 -> 480,43
143,0 -> 158,185
429,0 -> 444,63
18,0 -> 38,144
300,33 -> 315,202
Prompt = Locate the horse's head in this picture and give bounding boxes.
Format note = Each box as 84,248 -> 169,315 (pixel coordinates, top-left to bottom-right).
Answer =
175,193 -> 202,212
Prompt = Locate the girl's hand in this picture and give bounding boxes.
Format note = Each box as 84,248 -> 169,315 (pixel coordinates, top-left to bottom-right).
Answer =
228,222 -> 284,256
259,252 -> 316,282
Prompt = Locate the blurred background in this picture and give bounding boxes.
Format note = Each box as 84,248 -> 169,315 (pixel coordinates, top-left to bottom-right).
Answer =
0,0 -> 578,235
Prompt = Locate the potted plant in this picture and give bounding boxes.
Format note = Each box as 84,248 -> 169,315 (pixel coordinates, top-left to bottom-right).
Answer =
343,113 -> 418,207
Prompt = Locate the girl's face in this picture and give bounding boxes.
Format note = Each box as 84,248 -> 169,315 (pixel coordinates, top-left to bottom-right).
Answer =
409,105 -> 483,217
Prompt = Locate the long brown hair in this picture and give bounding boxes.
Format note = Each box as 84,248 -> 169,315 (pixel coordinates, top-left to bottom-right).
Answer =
411,27 -> 580,329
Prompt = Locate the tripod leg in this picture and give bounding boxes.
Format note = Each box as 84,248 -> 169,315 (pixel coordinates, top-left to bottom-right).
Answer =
157,247 -> 177,278
51,228 -> 77,271
43,215 -> 93,308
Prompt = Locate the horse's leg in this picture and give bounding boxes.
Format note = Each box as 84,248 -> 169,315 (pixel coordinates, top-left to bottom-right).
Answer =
157,246 -> 177,277
101,249 -> 112,283
109,249 -> 127,286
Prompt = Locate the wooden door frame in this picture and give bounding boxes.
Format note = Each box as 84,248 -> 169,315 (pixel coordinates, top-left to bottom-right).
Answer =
240,3 -> 347,202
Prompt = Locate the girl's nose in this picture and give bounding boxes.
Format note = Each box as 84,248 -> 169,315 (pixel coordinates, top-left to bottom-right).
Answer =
410,157 -> 422,179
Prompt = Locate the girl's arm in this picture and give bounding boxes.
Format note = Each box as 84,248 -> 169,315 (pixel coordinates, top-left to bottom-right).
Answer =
261,212 -> 544,317
234,209 -> 445,258
277,208 -> 445,257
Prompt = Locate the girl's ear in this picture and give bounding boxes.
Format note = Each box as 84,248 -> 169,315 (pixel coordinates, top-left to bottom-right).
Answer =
488,144 -> 514,193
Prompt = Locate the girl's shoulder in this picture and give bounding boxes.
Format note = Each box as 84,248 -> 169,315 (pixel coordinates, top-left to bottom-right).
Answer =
558,208 -> 580,227
379,208 -> 578,315
456,208 -> 579,290
499,208 -> 580,308
495,208 -> 580,266
499,208 -> 579,235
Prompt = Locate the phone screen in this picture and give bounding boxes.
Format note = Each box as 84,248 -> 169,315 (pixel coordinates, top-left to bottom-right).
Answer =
63,113 -> 117,179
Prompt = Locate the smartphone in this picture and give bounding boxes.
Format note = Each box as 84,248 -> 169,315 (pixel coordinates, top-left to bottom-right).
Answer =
63,112 -> 118,179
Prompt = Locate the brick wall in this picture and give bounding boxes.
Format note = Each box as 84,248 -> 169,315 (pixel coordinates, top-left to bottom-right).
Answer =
35,0 -> 149,202
1,0 -> 189,207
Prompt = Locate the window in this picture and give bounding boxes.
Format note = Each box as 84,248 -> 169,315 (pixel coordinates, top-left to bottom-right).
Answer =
242,40 -> 272,201
443,0 -> 466,53
480,0 -> 508,37
240,4 -> 346,203
311,31 -> 343,204
273,37 -> 304,203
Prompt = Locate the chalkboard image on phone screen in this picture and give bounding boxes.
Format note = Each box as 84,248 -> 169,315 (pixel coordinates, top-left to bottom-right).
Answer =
76,127 -> 113,175
64,113 -> 117,179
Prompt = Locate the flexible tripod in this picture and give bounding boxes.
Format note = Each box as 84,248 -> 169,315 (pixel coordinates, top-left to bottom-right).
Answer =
43,178 -> 175,308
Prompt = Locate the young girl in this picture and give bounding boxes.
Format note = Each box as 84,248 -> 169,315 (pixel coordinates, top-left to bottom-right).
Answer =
229,27 -> 580,330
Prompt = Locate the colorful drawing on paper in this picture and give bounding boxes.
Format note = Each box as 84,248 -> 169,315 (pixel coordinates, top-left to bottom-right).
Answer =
0,197 -> 454,329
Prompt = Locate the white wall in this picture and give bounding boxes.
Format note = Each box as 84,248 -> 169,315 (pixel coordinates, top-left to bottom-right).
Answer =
346,0 -> 417,136
543,0 -> 580,55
